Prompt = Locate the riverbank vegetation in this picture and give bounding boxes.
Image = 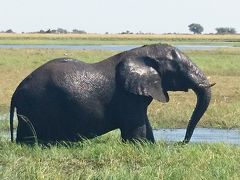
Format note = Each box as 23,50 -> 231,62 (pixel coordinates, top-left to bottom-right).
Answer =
0,47 -> 240,179
0,137 -> 240,179
0,33 -> 240,46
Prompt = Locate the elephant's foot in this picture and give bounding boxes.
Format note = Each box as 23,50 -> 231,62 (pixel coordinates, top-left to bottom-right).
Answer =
120,124 -> 155,143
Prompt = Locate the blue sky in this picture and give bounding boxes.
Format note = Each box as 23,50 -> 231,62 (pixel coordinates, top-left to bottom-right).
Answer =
0,0 -> 239,34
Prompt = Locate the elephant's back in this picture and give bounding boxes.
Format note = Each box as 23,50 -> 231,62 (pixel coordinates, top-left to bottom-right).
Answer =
45,58 -> 115,103
13,57 -> 116,110
12,58 -> 87,101
42,57 -> 89,71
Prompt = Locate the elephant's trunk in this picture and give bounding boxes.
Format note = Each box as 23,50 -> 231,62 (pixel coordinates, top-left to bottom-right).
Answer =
183,85 -> 211,143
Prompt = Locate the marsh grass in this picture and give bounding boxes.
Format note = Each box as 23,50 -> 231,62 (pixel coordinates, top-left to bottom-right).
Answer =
0,135 -> 240,179
0,47 -> 240,179
188,49 -> 240,76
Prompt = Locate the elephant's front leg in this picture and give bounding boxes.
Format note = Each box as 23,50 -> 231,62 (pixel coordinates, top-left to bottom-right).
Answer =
120,118 -> 155,143
145,118 -> 155,143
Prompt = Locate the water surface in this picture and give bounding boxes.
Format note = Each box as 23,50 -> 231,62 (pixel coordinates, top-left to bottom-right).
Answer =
0,44 -> 232,51
153,128 -> 240,145
1,127 -> 239,145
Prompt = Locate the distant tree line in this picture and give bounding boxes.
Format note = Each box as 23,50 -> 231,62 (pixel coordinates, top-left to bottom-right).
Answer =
188,23 -> 237,34
38,28 -> 87,34
120,30 -> 134,34
0,26 -> 238,35
0,28 -> 87,34
215,27 -> 236,34
0,29 -> 15,33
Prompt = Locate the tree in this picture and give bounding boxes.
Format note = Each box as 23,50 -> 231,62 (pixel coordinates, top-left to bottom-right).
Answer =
188,23 -> 204,34
45,29 -> 51,33
215,27 -> 236,34
72,29 -> 87,34
39,30 -> 45,34
57,28 -> 67,34
5,29 -> 14,33
120,30 -> 133,34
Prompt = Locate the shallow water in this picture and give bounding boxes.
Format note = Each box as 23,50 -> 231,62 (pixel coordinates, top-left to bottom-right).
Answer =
153,128 -> 240,145
1,127 -> 240,145
0,109 -> 240,145
0,44 -> 232,51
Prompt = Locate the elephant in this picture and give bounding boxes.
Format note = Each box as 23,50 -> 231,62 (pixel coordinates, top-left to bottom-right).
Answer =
10,44 -> 214,144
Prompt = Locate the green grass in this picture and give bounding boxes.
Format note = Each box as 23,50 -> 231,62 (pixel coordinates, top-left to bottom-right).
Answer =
0,47 -> 240,179
0,134 -> 240,179
188,49 -> 240,76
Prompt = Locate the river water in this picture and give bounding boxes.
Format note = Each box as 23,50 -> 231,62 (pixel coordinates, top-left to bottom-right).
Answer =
0,112 -> 240,145
0,44 -> 232,51
1,118 -> 239,145
153,128 -> 240,145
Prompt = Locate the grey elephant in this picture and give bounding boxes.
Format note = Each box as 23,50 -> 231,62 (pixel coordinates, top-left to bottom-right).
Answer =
10,44 -> 214,144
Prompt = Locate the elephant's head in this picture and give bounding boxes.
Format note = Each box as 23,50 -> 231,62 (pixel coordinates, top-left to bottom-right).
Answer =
117,44 -> 214,143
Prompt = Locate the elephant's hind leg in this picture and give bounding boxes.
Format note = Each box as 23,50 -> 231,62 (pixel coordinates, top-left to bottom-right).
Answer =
16,115 -> 37,144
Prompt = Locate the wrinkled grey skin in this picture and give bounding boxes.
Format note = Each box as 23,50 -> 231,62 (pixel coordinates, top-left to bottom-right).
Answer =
10,44 -> 213,144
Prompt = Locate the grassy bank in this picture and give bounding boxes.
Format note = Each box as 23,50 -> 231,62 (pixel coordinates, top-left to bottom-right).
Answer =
0,47 -> 240,179
0,135 -> 240,179
0,48 -> 240,129
0,33 -> 240,46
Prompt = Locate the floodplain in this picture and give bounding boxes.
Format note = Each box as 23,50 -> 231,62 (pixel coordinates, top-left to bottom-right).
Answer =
0,34 -> 240,179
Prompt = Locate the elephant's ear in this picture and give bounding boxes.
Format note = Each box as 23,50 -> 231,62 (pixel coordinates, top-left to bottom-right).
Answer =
117,58 -> 169,102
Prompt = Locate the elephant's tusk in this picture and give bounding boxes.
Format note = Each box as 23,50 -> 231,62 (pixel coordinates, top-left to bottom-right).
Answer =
210,82 -> 216,87
199,82 -> 216,88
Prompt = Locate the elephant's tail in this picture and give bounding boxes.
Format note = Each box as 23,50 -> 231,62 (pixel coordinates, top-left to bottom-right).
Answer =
10,96 -> 15,142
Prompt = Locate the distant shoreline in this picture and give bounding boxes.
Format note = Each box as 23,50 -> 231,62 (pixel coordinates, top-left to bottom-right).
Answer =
0,33 -> 239,46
